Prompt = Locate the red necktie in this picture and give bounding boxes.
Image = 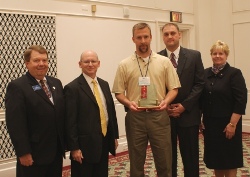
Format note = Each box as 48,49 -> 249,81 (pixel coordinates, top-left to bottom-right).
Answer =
170,53 -> 178,68
40,80 -> 51,98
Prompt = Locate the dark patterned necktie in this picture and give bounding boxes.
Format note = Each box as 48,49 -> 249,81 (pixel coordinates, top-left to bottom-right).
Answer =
40,80 -> 51,98
170,53 -> 178,68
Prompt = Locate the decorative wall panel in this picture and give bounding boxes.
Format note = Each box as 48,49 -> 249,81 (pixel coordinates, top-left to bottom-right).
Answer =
0,120 -> 15,160
0,13 -> 57,161
0,13 -> 57,110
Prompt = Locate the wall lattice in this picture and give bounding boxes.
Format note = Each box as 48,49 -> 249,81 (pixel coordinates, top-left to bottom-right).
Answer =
0,120 -> 15,160
0,13 -> 57,110
0,13 -> 57,161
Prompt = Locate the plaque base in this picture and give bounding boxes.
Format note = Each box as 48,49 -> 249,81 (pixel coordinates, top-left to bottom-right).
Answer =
137,106 -> 161,110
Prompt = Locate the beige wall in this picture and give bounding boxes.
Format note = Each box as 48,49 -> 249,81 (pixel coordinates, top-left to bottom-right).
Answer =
0,0 -> 249,175
232,0 -> 250,131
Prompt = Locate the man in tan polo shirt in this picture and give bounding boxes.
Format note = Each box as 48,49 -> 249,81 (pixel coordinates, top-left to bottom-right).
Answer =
112,22 -> 181,177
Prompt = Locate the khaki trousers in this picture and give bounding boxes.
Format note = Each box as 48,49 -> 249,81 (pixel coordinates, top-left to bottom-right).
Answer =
125,110 -> 172,177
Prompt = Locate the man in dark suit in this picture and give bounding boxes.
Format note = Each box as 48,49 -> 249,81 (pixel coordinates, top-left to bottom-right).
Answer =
158,23 -> 205,177
64,50 -> 119,177
5,45 -> 65,177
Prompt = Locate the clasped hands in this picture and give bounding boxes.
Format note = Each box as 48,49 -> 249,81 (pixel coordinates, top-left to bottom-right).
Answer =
166,103 -> 185,118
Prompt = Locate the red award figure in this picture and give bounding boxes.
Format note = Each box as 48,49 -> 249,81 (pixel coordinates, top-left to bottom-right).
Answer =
141,85 -> 147,99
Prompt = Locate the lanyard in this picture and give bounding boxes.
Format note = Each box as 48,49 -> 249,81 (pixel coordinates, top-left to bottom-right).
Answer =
135,51 -> 152,77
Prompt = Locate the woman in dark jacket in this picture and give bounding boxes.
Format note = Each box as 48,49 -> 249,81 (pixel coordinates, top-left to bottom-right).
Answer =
201,40 -> 247,177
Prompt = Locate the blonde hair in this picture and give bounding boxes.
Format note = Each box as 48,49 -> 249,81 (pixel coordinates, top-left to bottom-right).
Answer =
210,40 -> 230,56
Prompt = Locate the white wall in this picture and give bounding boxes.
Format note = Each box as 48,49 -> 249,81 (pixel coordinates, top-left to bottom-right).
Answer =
0,0 -> 196,87
195,0 -> 234,68
232,0 -> 250,132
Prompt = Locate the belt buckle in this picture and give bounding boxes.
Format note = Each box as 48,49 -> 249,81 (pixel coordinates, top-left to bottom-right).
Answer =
145,109 -> 150,112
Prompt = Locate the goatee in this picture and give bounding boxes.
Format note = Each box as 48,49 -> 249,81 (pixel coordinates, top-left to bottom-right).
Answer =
139,45 -> 148,53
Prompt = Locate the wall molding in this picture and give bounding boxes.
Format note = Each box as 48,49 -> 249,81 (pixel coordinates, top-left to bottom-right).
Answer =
1,0 -> 195,25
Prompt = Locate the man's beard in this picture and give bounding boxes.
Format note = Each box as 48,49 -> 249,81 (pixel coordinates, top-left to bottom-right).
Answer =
139,45 -> 148,53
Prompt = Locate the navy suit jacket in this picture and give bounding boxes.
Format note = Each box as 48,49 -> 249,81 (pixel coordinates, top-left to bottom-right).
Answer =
5,72 -> 65,165
158,47 -> 205,126
64,75 -> 119,163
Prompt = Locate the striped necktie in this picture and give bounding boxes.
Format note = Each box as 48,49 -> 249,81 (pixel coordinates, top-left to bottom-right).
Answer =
170,53 -> 178,68
40,80 -> 51,98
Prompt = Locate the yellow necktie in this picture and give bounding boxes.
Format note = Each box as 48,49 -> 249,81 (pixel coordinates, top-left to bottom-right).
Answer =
92,80 -> 107,136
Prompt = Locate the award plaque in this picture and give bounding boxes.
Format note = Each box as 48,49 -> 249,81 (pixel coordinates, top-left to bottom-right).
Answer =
137,85 -> 160,110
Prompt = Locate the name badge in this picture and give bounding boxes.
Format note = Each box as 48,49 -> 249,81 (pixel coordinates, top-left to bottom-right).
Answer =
138,77 -> 150,86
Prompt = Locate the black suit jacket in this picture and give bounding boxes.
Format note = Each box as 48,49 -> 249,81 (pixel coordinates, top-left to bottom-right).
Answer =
158,47 -> 205,126
64,75 -> 119,163
201,63 -> 247,118
5,72 -> 65,165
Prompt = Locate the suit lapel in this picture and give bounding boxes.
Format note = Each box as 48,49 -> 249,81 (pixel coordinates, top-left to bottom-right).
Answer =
26,73 -> 54,106
78,75 -> 98,105
160,48 -> 186,76
46,77 -> 57,105
177,47 -> 187,76
161,49 -> 168,57
97,78 -> 109,105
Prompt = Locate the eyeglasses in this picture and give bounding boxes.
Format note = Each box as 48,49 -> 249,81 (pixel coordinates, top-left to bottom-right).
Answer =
81,60 -> 99,65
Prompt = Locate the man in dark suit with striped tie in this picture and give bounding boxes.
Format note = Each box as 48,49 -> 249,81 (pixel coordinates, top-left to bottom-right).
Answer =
5,45 -> 65,177
158,23 -> 205,177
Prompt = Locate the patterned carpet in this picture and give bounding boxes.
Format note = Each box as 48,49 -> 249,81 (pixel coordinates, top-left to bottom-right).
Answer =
62,133 -> 250,177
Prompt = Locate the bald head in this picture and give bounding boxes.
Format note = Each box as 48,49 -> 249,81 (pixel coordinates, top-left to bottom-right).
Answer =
80,50 -> 99,61
79,50 -> 100,79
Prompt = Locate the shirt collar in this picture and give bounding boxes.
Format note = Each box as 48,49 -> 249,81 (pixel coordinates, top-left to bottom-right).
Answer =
82,72 -> 98,85
132,51 -> 157,61
166,46 -> 180,58
36,77 -> 47,83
